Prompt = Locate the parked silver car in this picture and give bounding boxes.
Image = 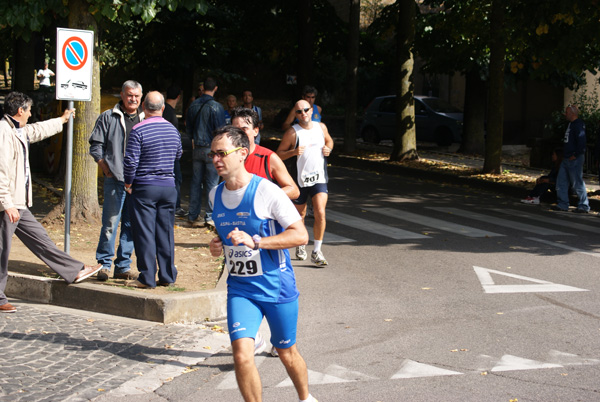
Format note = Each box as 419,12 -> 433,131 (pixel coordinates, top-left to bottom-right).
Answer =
360,95 -> 463,146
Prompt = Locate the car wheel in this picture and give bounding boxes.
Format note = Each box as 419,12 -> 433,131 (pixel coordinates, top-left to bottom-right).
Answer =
362,127 -> 380,144
434,127 -> 453,147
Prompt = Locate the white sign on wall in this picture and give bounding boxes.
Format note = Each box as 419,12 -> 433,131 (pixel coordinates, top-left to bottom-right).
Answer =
56,28 -> 94,101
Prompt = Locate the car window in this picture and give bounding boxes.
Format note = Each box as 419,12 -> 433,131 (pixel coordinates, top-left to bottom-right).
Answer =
421,97 -> 462,113
415,100 -> 427,115
379,98 -> 396,113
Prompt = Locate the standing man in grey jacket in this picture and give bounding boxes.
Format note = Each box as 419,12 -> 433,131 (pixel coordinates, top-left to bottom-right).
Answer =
0,92 -> 102,313
89,80 -> 144,281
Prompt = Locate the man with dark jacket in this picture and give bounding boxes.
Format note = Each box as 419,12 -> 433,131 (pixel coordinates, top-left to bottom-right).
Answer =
553,105 -> 590,213
89,80 -> 145,281
185,77 -> 225,228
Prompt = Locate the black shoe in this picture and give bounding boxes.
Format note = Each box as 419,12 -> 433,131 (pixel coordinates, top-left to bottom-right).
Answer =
96,269 -> 110,282
157,282 -> 175,287
550,205 -> 568,212
175,208 -> 188,217
573,208 -> 589,213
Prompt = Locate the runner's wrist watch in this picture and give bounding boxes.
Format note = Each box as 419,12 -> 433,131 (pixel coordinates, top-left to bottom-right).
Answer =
252,235 -> 261,250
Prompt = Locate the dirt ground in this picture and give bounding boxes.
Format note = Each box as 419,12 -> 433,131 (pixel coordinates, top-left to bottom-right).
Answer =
8,182 -> 224,294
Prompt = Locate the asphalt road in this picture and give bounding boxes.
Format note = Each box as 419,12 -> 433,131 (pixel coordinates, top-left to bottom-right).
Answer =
3,165 -> 600,401
155,165 -> 600,401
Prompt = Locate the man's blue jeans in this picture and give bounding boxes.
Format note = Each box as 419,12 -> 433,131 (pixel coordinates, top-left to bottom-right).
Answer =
95,177 -> 134,273
555,154 -> 590,211
189,147 -> 219,222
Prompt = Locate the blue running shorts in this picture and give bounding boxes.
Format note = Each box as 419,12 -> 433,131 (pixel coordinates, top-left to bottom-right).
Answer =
293,182 -> 328,205
227,296 -> 298,349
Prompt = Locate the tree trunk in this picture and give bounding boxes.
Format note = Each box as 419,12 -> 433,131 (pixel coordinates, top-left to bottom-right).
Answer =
458,70 -> 487,155
390,0 -> 418,161
297,0 -> 314,93
44,0 -> 101,224
483,0 -> 505,173
343,0 -> 360,154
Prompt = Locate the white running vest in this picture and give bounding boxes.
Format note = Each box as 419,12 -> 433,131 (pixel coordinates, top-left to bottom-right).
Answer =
292,122 -> 327,188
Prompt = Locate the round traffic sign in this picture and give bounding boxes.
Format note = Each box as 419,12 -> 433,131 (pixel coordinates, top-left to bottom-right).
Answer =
61,36 -> 88,71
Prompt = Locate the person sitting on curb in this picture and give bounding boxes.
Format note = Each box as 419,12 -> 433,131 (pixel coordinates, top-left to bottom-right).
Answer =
521,149 -> 563,205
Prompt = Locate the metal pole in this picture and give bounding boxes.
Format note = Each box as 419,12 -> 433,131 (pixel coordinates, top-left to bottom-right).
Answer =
64,100 -> 74,253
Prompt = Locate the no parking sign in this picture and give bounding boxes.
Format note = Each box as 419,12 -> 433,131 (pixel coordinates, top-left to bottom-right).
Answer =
56,28 -> 94,101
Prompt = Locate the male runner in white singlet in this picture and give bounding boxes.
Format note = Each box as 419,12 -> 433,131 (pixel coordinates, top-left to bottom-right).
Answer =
277,99 -> 334,266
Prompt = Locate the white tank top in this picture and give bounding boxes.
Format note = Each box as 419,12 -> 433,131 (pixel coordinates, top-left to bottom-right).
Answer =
292,122 -> 327,188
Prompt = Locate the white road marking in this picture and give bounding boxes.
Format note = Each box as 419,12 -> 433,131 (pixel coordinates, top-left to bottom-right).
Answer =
367,207 -> 503,238
526,237 -> 600,258
495,208 -> 600,235
429,207 -> 573,236
276,369 -> 352,387
491,354 -> 563,372
546,350 -> 600,366
473,266 -> 588,294
305,225 -> 355,244
391,359 -> 463,379
326,210 -> 429,240
323,364 -> 378,381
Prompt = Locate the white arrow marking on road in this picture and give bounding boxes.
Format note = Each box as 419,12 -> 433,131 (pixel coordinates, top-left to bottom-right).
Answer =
326,210 -> 429,240
526,237 -> 600,258
217,356 -> 267,390
323,364 -> 378,381
491,355 -> 563,372
473,266 -> 588,294
547,350 -> 600,366
391,359 -> 463,379
276,369 -> 351,387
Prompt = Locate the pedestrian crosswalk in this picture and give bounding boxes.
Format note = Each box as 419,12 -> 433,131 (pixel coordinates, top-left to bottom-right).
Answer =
305,206 -> 600,248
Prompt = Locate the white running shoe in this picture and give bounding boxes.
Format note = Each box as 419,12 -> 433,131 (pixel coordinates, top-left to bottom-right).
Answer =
311,250 -> 328,266
520,196 -> 540,205
296,245 -> 307,260
270,345 -> 279,357
254,333 -> 266,355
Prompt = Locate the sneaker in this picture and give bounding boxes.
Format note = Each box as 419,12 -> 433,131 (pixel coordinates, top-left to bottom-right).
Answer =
296,245 -> 307,260
175,208 -> 188,217
573,208 -> 589,213
270,345 -> 279,357
311,250 -> 328,266
254,333 -> 266,355
205,218 -> 215,229
551,205 -> 568,212
520,196 -> 539,205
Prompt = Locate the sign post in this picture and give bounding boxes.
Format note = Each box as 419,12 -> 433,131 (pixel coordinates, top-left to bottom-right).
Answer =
56,28 -> 94,253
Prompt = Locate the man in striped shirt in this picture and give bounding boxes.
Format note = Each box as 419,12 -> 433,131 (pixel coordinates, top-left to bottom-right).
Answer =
123,91 -> 182,288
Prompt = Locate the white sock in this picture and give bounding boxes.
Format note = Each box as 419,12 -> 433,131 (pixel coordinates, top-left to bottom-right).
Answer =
300,394 -> 316,402
313,240 -> 322,252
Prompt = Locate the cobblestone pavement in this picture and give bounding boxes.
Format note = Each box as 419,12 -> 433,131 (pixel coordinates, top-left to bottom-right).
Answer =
0,299 -> 230,402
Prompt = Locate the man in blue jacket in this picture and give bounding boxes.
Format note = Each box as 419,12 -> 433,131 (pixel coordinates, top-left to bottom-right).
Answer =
552,105 -> 590,213
185,77 -> 226,228
89,80 -> 144,281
